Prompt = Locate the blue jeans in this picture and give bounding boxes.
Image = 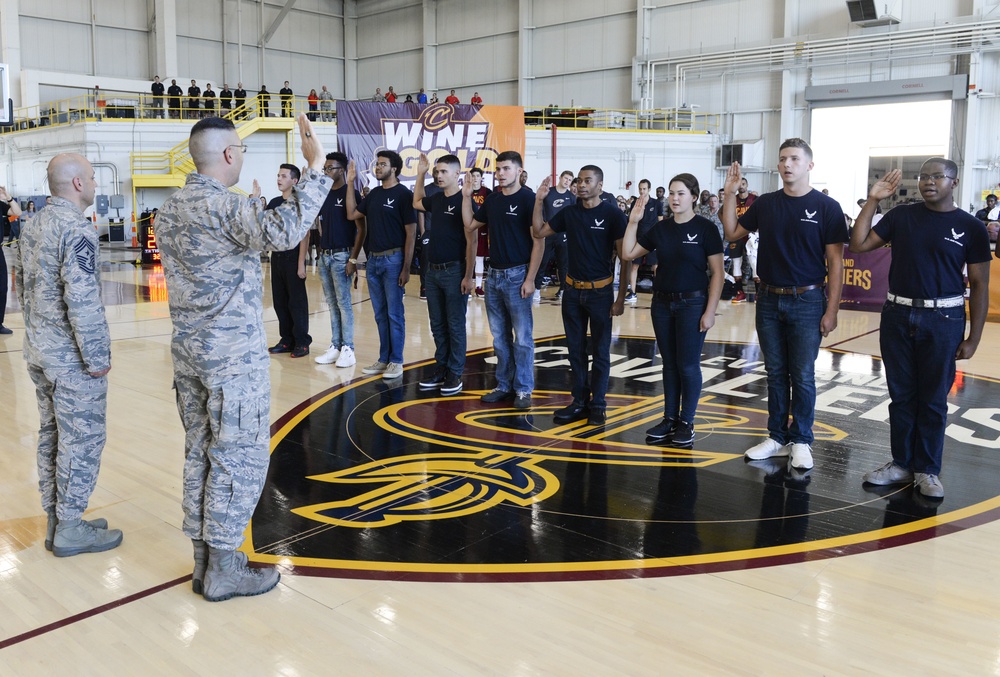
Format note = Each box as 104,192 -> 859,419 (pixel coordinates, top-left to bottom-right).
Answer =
366,251 -> 405,364
426,262 -> 469,376
651,296 -> 707,425
755,286 -> 825,445
317,250 -> 355,349
561,285 -> 614,409
880,301 -> 965,475
485,265 -> 535,394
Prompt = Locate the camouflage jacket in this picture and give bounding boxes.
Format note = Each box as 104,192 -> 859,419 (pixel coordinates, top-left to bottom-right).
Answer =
15,196 -> 111,372
154,169 -> 330,379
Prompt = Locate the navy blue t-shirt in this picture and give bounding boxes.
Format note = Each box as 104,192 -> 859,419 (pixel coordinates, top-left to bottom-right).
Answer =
476,186 -> 536,267
543,188 -> 576,221
421,190 -> 467,264
630,197 -> 663,238
873,203 -> 990,299
549,200 -> 627,281
357,183 -> 416,253
317,184 -> 361,250
739,189 -> 847,287
421,182 -> 441,232
638,215 -> 723,293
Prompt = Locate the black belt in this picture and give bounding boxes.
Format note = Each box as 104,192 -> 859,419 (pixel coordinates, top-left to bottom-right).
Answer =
758,283 -> 823,296
654,290 -> 705,302
429,261 -> 461,270
320,248 -> 350,255
490,262 -> 527,270
370,247 -> 401,257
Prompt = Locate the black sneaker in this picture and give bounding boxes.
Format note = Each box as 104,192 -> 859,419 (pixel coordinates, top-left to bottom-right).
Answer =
440,372 -> 463,396
268,341 -> 292,354
513,392 -> 532,409
0,324 -> 12,335
645,418 -> 676,442
419,367 -> 447,390
587,408 -> 606,426
672,420 -> 695,446
481,388 -> 514,403
290,346 -> 310,358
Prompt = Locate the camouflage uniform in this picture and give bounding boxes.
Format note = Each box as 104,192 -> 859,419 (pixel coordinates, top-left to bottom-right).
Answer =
15,197 -> 111,521
155,170 -> 329,550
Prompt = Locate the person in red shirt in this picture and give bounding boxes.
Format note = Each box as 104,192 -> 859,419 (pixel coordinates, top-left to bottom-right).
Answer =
445,89 -> 460,104
386,86 -> 397,103
470,92 -> 483,105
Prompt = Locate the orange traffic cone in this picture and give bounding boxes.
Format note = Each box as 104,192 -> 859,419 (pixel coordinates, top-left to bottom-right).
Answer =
130,212 -> 139,248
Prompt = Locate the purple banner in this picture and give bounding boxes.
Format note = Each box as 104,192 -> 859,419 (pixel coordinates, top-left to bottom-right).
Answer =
335,101 -> 525,191
839,245 -> 891,311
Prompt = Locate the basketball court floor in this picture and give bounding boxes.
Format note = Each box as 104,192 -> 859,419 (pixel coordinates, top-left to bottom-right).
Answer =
3,245 -> 1000,674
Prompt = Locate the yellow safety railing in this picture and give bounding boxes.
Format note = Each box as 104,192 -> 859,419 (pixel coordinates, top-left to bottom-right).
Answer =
3,91 -> 717,135
524,106 -> 719,133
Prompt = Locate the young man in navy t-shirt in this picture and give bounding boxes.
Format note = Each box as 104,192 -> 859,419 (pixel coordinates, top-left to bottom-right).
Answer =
413,153 -> 476,396
345,150 -> 416,380
463,151 -> 543,409
313,152 -> 365,368
534,165 -> 629,426
722,138 -> 847,472
851,158 -> 990,499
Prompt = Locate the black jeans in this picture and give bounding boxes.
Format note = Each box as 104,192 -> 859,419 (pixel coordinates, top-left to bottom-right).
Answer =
561,285 -> 614,409
270,251 -> 311,348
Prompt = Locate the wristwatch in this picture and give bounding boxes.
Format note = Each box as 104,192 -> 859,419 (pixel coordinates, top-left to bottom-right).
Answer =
349,257 -> 358,264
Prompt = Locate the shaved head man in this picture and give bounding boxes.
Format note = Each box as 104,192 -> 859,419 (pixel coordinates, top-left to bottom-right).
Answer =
155,115 -> 330,602
16,153 -> 122,557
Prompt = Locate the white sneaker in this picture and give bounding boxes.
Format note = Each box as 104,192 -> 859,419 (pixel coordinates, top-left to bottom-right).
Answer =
382,362 -> 403,380
744,438 -> 788,460
314,344 -> 341,364
789,443 -> 814,470
335,346 -> 356,368
532,289 -> 541,303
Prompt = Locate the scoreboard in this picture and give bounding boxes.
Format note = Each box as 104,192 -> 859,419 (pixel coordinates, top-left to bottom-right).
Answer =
140,222 -> 160,265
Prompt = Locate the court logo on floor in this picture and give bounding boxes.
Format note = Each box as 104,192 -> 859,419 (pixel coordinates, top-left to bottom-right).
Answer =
247,336 -> 1000,581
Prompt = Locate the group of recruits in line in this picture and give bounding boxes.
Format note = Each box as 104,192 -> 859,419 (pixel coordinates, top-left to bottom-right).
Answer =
15,113 -> 989,605
149,77 -> 327,120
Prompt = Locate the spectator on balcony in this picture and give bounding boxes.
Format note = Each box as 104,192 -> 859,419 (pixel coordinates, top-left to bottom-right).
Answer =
168,79 -> 183,119
258,85 -> 271,117
187,80 -> 201,119
219,84 -> 233,115
280,81 -> 293,118
319,85 -> 334,121
307,89 -> 318,121
445,90 -> 460,104
203,84 -> 216,118
386,86 -> 397,103
234,83 -> 247,119
151,76 -> 165,118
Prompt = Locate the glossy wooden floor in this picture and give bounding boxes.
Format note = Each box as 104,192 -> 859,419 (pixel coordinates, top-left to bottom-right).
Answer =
4,245 -> 1000,675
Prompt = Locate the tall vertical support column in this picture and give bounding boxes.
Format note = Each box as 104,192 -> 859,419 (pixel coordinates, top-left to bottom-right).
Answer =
958,52 -> 981,211
344,0 -> 357,99
633,0 -> 652,109
517,0 -> 532,106
422,0 -> 437,97
152,0 -> 178,79
0,0 -> 22,106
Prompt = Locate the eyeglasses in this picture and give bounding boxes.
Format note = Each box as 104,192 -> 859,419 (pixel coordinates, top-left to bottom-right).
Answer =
324,165 -> 343,172
227,144 -> 248,154
918,173 -> 955,182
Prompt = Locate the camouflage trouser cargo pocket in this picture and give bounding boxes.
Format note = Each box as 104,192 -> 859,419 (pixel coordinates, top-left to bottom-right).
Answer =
176,370 -> 270,549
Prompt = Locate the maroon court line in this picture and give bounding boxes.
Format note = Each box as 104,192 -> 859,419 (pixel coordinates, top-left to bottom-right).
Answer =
0,574 -> 191,650
826,327 -> 881,350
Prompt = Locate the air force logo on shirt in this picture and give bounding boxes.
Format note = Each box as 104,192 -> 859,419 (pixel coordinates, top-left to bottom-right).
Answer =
446,205 -> 456,215
384,198 -> 396,209
592,218 -> 605,230
506,204 -> 519,216
336,198 -> 344,206
946,228 -> 966,247
801,209 -> 818,224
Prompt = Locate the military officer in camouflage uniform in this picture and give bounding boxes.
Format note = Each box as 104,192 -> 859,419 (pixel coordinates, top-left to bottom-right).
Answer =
16,153 -> 123,557
155,114 -> 329,602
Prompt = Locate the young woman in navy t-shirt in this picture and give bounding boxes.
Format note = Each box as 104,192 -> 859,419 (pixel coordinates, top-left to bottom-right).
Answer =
622,173 -> 724,446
